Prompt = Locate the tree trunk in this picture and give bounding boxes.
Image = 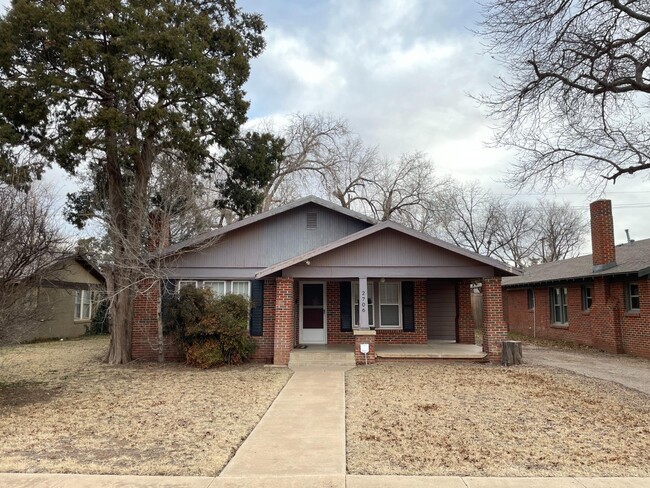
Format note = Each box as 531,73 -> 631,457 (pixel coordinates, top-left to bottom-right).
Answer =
106,269 -> 135,364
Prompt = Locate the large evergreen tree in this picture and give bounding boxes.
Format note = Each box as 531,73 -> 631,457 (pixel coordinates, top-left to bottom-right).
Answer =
0,0 -> 281,363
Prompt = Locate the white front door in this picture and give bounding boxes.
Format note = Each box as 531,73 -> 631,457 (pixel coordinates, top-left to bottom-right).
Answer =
300,282 -> 327,344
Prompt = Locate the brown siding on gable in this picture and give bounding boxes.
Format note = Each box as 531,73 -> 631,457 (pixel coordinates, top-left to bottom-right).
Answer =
426,280 -> 456,340
167,203 -> 370,278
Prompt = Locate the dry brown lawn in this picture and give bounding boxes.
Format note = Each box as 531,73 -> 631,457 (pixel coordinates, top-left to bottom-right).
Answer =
0,336 -> 291,475
346,363 -> 650,477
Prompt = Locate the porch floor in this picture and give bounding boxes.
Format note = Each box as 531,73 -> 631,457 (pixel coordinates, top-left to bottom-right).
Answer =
294,342 -> 487,360
376,341 -> 487,360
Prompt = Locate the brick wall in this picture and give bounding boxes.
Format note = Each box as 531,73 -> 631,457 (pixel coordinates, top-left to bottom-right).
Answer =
327,281 -> 354,344
504,277 -> 650,359
620,278 -> 650,358
132,279 -> 183,362
456,279 -> 474,344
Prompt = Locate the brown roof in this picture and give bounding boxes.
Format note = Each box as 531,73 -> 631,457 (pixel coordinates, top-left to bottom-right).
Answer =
502,238 -> 650,287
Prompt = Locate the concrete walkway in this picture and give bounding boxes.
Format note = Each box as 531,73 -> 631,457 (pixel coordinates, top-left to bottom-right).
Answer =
524,344 -> 650,395
2,473 -> 649,487
219,365 -> 349,478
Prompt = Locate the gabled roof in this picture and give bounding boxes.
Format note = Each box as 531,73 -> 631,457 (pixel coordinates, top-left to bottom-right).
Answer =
157,195 -> 376,258
502,238 -> 650,287
255,220 -> 521,278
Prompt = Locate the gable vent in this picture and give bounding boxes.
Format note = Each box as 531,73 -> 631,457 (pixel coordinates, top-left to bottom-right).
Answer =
306,212 -> 318,230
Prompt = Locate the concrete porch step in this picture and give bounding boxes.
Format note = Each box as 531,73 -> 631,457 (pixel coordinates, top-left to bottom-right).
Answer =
288,349 -> 356,368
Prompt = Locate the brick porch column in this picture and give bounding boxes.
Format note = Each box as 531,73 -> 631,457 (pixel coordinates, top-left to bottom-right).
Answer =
273,277 -> 295,366
482,277 -> 508,363
456,279 -> 475,344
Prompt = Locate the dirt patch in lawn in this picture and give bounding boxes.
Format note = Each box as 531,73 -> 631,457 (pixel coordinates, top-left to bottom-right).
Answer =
346,363 -> 650,477
0,337 -> 291,475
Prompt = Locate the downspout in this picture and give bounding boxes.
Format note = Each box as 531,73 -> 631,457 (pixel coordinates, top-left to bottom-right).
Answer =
533,296 -> 536,339
157,280 -> 164,363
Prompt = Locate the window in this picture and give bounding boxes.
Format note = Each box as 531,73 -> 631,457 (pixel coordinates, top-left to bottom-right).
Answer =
626,283 -> 640,311
74,290 -> 93,321
178,280 -> 198,292
203,281 -> 225,297
352,281 -> 374,327
527,289 -> 535,310
550,287 -> 568,324
232,281 -> 251,297
379,282 -> 401,329
581,285 -> 592,311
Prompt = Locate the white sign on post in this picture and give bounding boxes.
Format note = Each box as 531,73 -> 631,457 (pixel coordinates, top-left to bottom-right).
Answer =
359,277 -> 369,329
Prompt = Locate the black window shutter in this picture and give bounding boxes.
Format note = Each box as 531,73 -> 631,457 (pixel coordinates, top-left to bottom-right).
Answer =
340,281 -> 352,332
249,280 -> 264,337
402,281 -> 415,332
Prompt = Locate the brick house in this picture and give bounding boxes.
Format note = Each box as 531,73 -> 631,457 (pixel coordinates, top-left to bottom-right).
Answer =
133,196 -> 519,364
503,199 -> 650,359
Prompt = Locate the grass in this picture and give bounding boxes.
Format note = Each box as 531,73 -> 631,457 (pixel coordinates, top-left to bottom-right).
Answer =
0,336 -> 291,476
346,363 -> 650,477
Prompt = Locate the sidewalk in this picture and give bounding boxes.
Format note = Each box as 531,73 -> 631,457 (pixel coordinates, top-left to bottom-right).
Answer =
2,473 -> 649,487
219,365 -> 349,478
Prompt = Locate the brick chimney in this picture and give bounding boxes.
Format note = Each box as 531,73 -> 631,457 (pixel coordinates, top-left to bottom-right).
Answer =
590,200 -> 616,272
147,210 -> 171,252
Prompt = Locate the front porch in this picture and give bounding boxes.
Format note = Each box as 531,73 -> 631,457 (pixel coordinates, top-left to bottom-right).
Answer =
287,341 -> 486,367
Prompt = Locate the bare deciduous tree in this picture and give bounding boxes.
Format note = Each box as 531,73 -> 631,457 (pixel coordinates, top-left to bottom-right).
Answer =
360,152 -> 444,223
479,0 -> 650,190
436,181 -> 506,257
0,184 -> 70,345
261,113 -> 351,210
534,200 -> 588,262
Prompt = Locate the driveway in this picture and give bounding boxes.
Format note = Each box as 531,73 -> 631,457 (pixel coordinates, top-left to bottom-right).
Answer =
524,344 -> 650,395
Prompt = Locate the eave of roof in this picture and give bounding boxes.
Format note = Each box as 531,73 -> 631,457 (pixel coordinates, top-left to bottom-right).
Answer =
255,220 -> 521,279
502,238 -> 650,287
155,195 -> 377,259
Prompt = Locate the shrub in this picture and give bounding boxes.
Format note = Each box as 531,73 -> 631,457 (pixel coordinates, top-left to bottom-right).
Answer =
86,299 -> 109,335
184,339 -> 224,369
168,287 -> 256,367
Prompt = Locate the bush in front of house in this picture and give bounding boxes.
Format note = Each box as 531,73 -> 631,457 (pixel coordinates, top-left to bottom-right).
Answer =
168,287 -> 256,368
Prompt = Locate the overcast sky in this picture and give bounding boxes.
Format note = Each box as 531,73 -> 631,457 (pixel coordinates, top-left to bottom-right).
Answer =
2,0 -> 649,249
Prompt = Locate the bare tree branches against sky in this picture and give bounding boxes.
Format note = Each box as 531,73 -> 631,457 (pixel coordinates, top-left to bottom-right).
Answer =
237,0 -> 650,246
1,0 -> 649,246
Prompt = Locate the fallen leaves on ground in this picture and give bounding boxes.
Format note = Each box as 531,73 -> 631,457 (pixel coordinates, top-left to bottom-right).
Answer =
346,363 -> 650,477
0,337 -> 291,475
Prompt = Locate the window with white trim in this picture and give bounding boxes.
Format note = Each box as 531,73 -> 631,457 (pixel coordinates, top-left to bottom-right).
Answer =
232,281 -> 251,297
203,281 -> 226,297
178,280 -> 198,292
74,290 -> 93,321
379,282 -> 401,329
626,282 -> 640,311
352,281 -> 374,327
550,287 -> 568,324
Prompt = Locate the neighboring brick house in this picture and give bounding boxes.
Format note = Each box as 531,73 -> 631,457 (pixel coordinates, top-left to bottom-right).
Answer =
503,200 -> 650,359
134,196 -> 519,364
